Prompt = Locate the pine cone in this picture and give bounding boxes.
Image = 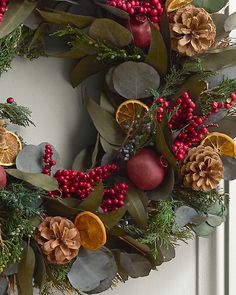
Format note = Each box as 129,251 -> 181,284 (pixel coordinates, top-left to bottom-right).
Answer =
170,5 -> 216,56
36,216 -> 81,265
180,146 -> 224,191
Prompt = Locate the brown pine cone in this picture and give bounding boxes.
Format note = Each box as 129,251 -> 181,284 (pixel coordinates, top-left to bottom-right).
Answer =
170,5 -> 216,56
36,216 -> 81,265
180,146 -> 224,192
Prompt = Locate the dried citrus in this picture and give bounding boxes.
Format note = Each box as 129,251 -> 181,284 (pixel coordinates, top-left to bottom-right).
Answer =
201,132 -> 236,157
116,99 -> 149,132
166,0 -> 192,12
74,211 -> 106,250
0,131 -> 22,166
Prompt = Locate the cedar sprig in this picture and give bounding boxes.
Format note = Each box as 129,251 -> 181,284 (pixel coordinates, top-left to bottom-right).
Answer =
0,102 -> 35,127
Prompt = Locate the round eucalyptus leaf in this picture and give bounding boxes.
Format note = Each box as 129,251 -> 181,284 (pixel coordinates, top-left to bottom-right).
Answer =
173,206 -> 198,233
192,222 -> 215,237
206,215 -> 224,227
113,62 -> 160,99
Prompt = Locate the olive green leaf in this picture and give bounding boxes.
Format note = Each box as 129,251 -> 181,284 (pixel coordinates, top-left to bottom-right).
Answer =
85,95 -> 125,146
146,23 -> 168,75
159,8 -> 171,65
0,0 -> 37,38
192,0 -> 228,13
72,146 -> 94,171
37,9 -> 95,28
95,1 -> 130,20
33,250 -> 47,289
6,169 -> 58,191
225,11 -> 236,32
17,245 -> 35,295
100,137 -> 119,154
98,205 -> 128,229
100,92 -> 115,115
89,18 -> 132,48
79,182 -> 104,212
211,14 -> 228,40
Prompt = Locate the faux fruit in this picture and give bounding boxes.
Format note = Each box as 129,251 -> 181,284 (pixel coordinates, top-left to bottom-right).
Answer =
127,14 -> 152,48
127,148 -> 166,190
0,166 -> 7,188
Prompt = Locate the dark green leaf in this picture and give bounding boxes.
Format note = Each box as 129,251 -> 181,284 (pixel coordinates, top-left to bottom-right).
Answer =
79,182 -> 104,212
33,251 -> 47,289
6,169 -> 58,191
159,8 -> 171,68
192,0 -> 228,13
126,185 -> 147,229
0,0 -> 37,38
17,245 -> 35,295
119,252 -> 152,278
89,18 -> 132,47
222,156 -> 236,181
147,167 -> 174,201
37,10 -> 95,28
91,134 -> 100,168
95,2 -> 130,20
72,146 -> 94,171
85,95 -> 125,145
112,61 -> 161,99
71,55 -> 109,87
67,247 -> 117,293
98,205 -> 127,229
146,23 -> 168,75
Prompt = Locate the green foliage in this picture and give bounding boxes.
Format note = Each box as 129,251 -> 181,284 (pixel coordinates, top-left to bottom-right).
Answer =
54,26 -> 144,62
200,79 -> 236,115
0,102 -> 34,127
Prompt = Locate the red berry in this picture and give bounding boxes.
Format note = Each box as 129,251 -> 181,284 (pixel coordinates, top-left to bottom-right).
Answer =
7,97 -> 14,104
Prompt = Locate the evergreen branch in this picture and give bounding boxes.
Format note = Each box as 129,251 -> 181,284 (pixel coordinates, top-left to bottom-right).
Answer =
0,102 -> 35,127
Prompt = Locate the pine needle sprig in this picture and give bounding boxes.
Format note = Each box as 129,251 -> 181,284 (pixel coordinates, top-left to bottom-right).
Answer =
0,102 -> 35,127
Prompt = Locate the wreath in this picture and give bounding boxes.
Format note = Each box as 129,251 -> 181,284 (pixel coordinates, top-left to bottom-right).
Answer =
0,0 -> 236,294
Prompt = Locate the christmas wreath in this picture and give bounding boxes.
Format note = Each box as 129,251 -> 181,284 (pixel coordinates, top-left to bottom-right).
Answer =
1,0 -> 236,294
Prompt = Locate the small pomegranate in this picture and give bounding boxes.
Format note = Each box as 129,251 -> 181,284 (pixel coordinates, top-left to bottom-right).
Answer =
127,14 -> 152,48
127,148 -> 166,190
0,166 -> 7,189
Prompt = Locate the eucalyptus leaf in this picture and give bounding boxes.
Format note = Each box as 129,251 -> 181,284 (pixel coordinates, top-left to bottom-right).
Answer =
55,43 -> 95,59
3,263 -> 18,275
192,0 -> 228,13
158,243 -> 175,262
17,245 -> 35,295
192,222 -> 215,237
112,61 -> 161,99
85,95 -> 124,145
222,156 -> 236,181
89,18 -> 132,47
67,247 -> 117,293
101,151 -> 118,166
71,55 -> 109,87
37,10 -> 95,28
6,169 -> 58,191
79,182 -> 104,212
105,68 -> 117,95
119,252 -> 152,278
208,200 -> 225,215
173,206 -> 198,233
146,23 -> 168,75
209,116 -> 236,138
0,0 -> 37,38
100,136 -> 119,154
225,11 -> 236,32
126,185 -> 147,229
206,215 -> 224,227
147,167 -> 174,201
202,109 -> 228,126
100,92 -> 115,115
0,279 -> 8,295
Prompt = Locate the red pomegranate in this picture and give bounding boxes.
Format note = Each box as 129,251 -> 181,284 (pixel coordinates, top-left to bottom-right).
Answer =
0,166 -> 7,189
127,148 -> 166,190
127,14 -> 152,48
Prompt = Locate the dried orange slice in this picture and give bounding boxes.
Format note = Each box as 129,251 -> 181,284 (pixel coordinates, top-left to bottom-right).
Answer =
201,132 -> 236,157
0,131 -> 22,166
116,100 -> 149,132
166,0 -> 192,12
74,211 -> 107,250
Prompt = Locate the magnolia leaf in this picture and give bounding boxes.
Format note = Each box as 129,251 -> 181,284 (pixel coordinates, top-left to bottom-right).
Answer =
79,182 -> 104,212
68,247 -> 117,293
211,14 -> 228,40
6,169 -> 58,191
126,185 -> 148,229
100,92 -> 115,115
42,197 -> 82,218
72,146 -> 94,171
95,1 -> 130,19
98,205 -> 127,229
16,142 -> 62,175
146,23 -> 168,75
222,156 -> 236,181
89,18 -> 132,47
159,9 -> 171,62
192,222 -> 215,237
85,95 -> 124,146
119,252 -> 152,278
225,11 -> 236,32
192,0 -> 227,13
209,116 -> 236,138
112,61 -> 161,99
173,206 -> 198,233
37,10 -> 95,28
202,109 -> 228,126
34,251 -> 47,289
100,137 -> 119,154
17,245 -> 35,295
147,167 -> 174,201
0,0 -> 37,38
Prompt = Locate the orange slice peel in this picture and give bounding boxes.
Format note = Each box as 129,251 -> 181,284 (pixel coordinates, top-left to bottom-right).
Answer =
74,211 -> 107,250
0,131 -> 22,166
201,132 -> 236,157
166,0 -> 192,12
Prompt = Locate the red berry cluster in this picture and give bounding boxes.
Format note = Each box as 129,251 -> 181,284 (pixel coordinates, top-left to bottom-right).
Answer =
211,92 -> 236,112
101,183 -> 129,213
107,0 -> 163,23
42,144 -> 57,176
156,97 -> 169,122
0,0 -> 7,24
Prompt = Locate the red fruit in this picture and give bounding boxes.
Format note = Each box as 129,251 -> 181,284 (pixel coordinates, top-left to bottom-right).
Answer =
0,166 -> 7,188
127,148 -> 166,190
127,14 -> 152,48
